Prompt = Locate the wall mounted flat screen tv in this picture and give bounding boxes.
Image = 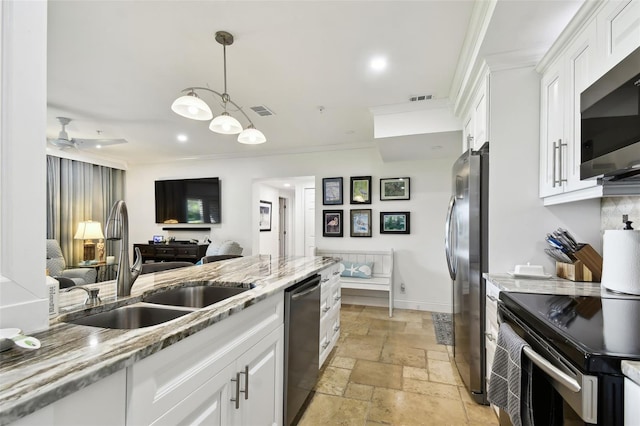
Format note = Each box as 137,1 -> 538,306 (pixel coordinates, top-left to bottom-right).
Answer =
155,177 -> 221,224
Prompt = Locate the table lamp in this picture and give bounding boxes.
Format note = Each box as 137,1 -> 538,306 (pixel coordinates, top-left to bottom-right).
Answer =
74,220 -> 105,261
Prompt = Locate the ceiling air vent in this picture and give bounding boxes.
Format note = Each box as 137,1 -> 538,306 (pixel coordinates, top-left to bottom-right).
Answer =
409,94 -> 433,102
250,105 -> 275,117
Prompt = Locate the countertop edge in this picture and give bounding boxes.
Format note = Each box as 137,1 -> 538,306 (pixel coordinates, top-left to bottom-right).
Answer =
622,361 -> 640,386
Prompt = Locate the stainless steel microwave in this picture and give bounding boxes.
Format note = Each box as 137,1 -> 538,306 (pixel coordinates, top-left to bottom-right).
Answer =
580,46 -> 640,181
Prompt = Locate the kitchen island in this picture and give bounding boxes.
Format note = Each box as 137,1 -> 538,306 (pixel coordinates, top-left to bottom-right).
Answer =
0,255 -> 337,425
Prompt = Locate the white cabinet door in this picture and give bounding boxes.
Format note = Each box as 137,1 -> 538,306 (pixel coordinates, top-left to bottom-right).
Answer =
625,377 -> 640,423
152,364 -> 234,426
231,325 -> 284,426
597,0 -> 640,73
539,59 -> 566,198
12,370 -> 127,426
565,22 -> 599,192
472,85 -> 488,149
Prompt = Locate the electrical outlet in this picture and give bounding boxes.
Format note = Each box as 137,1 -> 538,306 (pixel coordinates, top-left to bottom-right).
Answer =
400,282 -> 406,293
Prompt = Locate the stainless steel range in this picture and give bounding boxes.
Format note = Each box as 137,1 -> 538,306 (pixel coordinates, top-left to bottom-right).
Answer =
499,289 -> 640,425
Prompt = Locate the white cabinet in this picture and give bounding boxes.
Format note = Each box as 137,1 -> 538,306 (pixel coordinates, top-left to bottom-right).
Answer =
12,369 -> 126,426
127,293 -> 284,426
538,0 -> 640,205
597,0 -> 640,76
484,279 -> 500,417
539,21 -> 599,202
462,69 -> 490,152
625,377 -> 640,423
319,263 -> 341,367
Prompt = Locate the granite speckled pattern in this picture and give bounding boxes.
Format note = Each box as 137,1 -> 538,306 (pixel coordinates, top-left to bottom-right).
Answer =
483,273 -> 602,296
0,255 -> 336,425
622,361 -> 640,386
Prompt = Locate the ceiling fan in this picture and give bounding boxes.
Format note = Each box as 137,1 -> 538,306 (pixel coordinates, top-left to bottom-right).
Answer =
48,117 -> 127,150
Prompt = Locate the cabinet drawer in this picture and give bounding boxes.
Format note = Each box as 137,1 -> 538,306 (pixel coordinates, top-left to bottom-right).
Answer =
137,245 -> 156,256
155,247 -> 176,256
176,247 -> 197,255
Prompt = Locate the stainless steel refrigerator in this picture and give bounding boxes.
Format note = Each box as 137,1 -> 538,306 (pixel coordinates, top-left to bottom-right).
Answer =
445,142 -> 489,404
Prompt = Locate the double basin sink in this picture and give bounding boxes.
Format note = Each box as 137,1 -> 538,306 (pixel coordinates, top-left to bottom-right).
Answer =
65,285 -> 249,329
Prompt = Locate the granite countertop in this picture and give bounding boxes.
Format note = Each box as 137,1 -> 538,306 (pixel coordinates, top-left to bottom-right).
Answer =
622,361 -> 640,386
0,255 -> 336,425
484,273 -> 602,296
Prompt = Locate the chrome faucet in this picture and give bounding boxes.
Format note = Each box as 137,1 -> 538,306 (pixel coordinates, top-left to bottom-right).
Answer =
105,200 -> 142,297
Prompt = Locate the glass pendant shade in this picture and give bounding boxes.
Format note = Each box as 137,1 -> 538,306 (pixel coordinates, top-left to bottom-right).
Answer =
237,125 -> 267,144
171,93 -> 213,121
209,112 -> 243,134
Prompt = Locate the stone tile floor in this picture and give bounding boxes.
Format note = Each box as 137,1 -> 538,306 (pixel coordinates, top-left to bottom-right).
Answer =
298,304 -> 499,426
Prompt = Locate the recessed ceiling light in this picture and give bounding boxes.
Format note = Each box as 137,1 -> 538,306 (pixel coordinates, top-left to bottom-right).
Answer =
370,56 -> 387,71
96,145 -> 102,149
177,134 -> 188,142
284,183 -> 291,188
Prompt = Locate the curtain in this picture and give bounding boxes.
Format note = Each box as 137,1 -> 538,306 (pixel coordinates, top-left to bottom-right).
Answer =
46,156 -> 125,265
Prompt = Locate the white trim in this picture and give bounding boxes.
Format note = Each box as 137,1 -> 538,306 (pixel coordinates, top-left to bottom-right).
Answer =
536,0 -> 604,73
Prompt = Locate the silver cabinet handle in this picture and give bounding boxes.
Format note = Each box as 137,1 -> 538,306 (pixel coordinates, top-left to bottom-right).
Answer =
230,372 -> 241,409
552,140 -> 558,187
485,332 -> 496,342
241,365 -> 249,400
558,139 -> 567,184
487,294 -> 497,302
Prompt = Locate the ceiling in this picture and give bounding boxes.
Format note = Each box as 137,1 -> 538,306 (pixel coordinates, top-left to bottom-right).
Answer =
46,0 -> 583,166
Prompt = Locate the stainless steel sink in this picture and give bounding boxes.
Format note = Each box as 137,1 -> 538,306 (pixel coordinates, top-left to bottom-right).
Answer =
143,286 -> 249,309
65,304 -> 191,329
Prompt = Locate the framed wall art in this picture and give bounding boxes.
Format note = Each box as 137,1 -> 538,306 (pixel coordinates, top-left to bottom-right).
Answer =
350,209 -> 372,237
350,176 -> 372,204
259,200 -> 272,231
322,177 -> 343,205
380,211 -> 410,234
380,177 -> 410,200
322,210 -> 343,237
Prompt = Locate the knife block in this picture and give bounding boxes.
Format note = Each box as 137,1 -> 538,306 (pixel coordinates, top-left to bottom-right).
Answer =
555,244 -> 603,282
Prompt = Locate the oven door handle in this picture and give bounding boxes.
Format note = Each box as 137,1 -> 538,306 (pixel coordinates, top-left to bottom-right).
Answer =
522,346 -> 581,393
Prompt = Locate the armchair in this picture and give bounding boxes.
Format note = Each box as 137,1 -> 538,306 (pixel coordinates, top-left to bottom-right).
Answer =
46,239 -> 97,286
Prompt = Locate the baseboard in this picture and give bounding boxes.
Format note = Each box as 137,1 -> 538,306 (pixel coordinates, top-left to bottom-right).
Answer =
341,289 -> 451,313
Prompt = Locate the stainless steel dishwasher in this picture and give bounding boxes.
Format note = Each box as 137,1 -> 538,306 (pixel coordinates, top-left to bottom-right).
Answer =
284,274 -> 321,426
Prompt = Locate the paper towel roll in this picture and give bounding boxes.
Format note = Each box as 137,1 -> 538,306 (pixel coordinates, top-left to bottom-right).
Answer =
601,230 -> 640,295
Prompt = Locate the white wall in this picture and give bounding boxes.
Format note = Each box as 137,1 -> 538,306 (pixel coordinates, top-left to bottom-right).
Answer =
256,185 -> 280,256
127,148 -> 457,313
0,1 -> 49,333
488,66 -> 601,274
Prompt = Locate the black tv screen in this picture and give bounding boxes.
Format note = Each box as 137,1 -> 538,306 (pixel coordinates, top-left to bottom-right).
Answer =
155,177 -> 221,224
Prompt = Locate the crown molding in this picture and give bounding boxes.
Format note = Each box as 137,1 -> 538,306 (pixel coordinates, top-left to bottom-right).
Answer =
450,0 -> 498,116
536,0 -> 604,73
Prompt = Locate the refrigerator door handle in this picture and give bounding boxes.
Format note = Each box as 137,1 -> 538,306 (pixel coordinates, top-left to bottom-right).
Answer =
445,195 -> 457,280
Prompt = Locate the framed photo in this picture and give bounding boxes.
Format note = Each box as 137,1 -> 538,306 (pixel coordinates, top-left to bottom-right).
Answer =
259,200 -> 272,231
350,176 -> 372,204
322,177 -> 343,205
350,209 -> 372,237
380,177 -> 410,200
380,211 -> 410,234
322,210 -> 343,237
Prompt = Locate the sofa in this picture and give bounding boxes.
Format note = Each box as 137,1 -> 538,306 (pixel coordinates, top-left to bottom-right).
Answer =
46,239 -> 97,286
204,240 -> 243,257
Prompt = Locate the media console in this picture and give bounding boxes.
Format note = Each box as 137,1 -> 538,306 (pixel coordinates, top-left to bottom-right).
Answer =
134,243 -> 208,264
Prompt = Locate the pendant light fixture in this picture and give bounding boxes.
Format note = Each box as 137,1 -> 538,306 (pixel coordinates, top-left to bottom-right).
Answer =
171,31 -> 267,144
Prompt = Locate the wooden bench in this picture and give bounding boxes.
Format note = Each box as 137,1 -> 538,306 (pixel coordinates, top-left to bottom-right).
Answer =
316,248 -> 394,317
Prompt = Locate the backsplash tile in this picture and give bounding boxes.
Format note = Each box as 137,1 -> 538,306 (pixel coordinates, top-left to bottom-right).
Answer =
601,196 -> 640,231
